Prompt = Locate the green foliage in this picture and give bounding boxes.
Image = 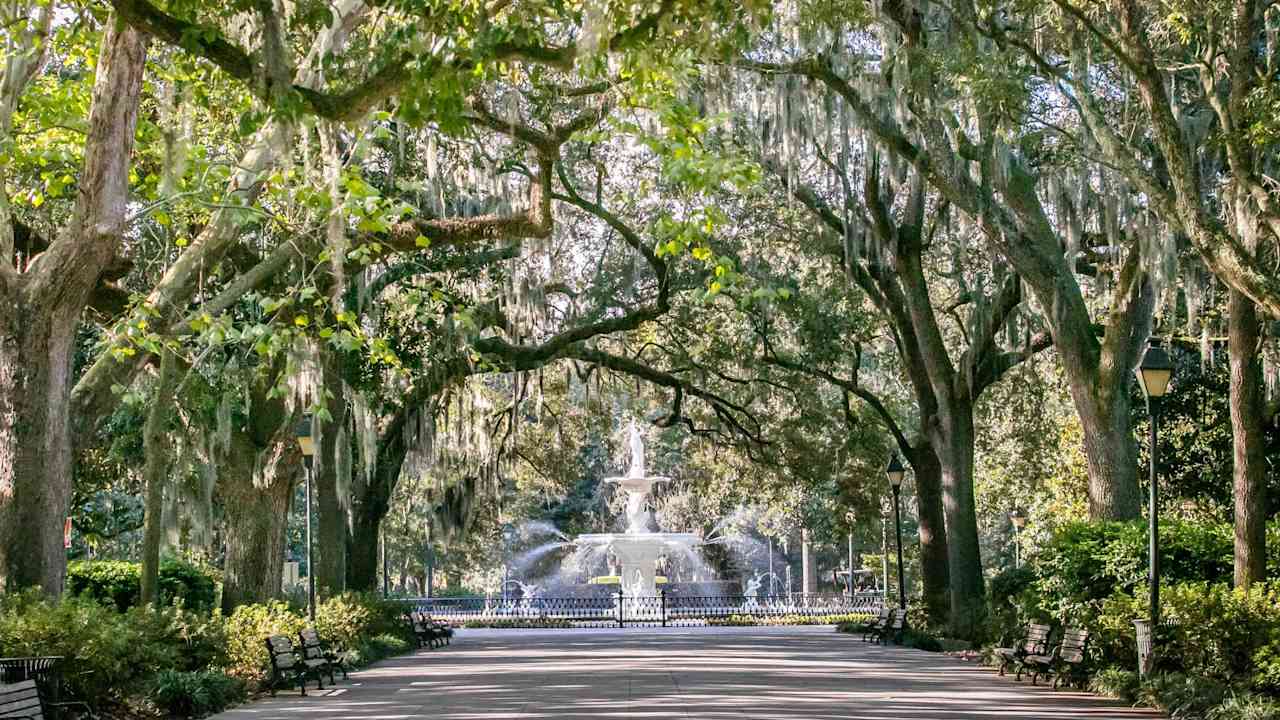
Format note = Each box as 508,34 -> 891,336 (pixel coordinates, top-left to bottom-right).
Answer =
157,558 -> 219,613
315,593 -> 413,652
1016,520 -> 1232,628
222,601 -> 306,684
1138,673 -> 1230,720
345,633 -> 412,667
65,560 -> 141,612
0,591 -> 226,706
1157,583 -> 1280,693
149,670 -> 245,718
1207,694 -> 1280,720
1091,668 -> 1141,702
66,558 -> 218,612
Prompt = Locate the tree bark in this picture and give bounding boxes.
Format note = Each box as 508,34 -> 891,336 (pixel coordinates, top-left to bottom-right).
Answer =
1229,289 -> 1267,587
140,351 -> 181,606
346,499 -> 387,592
313,354 -> 348,597
219,431 -> 299,612
907,443 -> 949,622
0,23 -> 148,596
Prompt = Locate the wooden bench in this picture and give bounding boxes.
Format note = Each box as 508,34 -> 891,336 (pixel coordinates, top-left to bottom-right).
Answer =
0,680 -> 43,720
299,629 -> 348,685
264,635 -> 326,696
872,608 -> 907,646
1024,628 -> 1090,688
406,611 -> 452,649
860,608 -> 892,642
993,623 -> 1053,678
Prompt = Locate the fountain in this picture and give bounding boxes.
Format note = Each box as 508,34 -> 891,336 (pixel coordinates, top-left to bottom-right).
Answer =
574,421 -> 701,597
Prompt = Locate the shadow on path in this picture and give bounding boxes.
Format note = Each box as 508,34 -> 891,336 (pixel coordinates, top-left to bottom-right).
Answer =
213,626 -> 1163,719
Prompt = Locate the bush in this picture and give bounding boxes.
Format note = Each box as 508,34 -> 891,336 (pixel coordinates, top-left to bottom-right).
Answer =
1029,521 -> 1232,625
1138,673 -> 1230,719
345,633 -> 411,667
1091,668 -> 1141,702
66,559 -> 218,613
156,559 -> 219,614
0,591 -> 224,706
149,670 -> 245,717
1158,582 -> 1280,692
222,601 -> 307,685
1208,694 -> 1280,720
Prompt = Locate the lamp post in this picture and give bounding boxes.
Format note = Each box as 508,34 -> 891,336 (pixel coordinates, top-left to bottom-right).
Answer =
1136,344 -> 1174,629
295,416 -> 316,622
1009,508 -> 1028,569
845,510 -> 855,596
885,454 -> 907,610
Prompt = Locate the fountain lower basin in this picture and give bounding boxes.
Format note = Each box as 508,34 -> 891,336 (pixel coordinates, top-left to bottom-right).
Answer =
576,532 -> 701,595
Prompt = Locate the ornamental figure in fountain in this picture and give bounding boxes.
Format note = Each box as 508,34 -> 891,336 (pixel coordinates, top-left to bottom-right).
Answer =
742,571 -> 764,609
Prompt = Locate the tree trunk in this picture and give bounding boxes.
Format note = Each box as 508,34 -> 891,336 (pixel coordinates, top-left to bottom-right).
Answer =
140,351 -> 181,606
0,316 -> 78,596
346,509 -> 382,592
219,433 -> 298,612
908,443 -> 950,622
0,23 -> 148,596
929,408 -> 986,639
1071,377 -> 1144,520
313,355 -> 347,597
1229,289 -> 1267,587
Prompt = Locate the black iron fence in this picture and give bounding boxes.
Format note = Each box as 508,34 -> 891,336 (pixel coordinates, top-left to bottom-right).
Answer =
403,592 -> 883,629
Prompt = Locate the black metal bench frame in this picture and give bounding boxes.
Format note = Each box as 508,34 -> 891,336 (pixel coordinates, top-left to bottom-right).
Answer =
860,608 -> 892,642
872,608 -> 906,646
406,611 -> 452,649
298,628 -> 348,685
264,636 -> 326,697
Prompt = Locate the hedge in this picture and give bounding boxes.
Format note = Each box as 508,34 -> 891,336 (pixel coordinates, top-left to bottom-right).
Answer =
65,558 -> 218,613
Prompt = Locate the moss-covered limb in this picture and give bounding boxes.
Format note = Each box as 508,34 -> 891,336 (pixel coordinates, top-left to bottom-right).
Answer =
557,344 -> 763,444
108,0 -> 675,123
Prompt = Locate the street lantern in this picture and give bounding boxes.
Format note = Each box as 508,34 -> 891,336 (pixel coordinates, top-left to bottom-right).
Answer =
886,454 -> 905,488
1134,343 -> 1174,673
885,455 -> 907,610
1136,345 -> 1174,400
1009,509 -> 1027,568
295,416 -> 316,621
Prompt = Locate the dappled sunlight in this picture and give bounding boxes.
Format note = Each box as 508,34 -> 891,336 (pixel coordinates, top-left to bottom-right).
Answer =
211,626 -> 1161,719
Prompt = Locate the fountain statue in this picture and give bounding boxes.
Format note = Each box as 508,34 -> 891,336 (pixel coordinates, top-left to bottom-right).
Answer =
574,420 -> 701,600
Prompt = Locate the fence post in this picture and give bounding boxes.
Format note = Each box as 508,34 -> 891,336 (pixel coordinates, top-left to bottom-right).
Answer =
661,590 -> 667,627
617,589 -> 625,628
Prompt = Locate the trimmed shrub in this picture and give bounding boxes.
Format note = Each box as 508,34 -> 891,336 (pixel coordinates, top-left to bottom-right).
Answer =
65,560 -> 141,613
149,670 -> 245,717
66,558 -> 218,613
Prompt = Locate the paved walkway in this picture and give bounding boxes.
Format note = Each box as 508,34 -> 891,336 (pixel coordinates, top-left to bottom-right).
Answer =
218,626 -> 1163,719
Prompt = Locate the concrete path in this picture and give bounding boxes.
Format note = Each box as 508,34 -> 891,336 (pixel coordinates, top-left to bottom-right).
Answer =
217,626 -> 1163,719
